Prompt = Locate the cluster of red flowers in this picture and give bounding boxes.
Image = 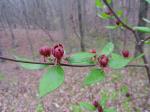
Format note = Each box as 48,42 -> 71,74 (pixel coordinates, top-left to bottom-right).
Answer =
89,49 -> 130,69
39,43 -> 64,63
39,43 -> 130,67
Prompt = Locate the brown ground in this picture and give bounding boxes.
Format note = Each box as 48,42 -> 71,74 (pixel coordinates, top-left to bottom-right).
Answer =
0,29 -> 150,112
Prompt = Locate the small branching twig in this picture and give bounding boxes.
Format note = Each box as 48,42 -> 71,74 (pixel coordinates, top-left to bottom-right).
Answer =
0,56 -> 95,67
0,56 -> 147,68
102,0 -> 150,83
138,36 -> 150,45
102,0 -> 135,33
144,36 -> 150,42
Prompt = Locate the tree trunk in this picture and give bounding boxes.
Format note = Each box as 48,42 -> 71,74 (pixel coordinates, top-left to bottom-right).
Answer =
77,0 -> 85,51
21,0 -> 35,60
5,17 -> 17,49
135,0 -> 150,82
57,0 -> 68,39
0,16 -> 7,35
2,2 -> 17,48
135,0 -> 148,55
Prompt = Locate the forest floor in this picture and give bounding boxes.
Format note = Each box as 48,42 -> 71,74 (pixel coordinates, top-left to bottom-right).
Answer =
0,29 -> 150,112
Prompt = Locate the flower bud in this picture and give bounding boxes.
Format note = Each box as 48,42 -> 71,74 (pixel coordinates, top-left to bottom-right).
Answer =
97,105 -> 103,112
126,92 -> 131,97
92,100 -> 99,108
52,43 -> 64,63
98,55 -> 109,67
89,49 -> 96,54
122,50 -> 129,58
39,46 -> 51,57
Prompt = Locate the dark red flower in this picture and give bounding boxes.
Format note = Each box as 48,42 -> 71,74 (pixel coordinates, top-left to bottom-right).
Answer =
97,105 -> 103,112
92,100 -> 103,112
98,55 -> 109,67
92,100 -> 99,108
122,50 -> 129,58
52,43 -> 64,63
39,46 -> 51,57
89,49 -> 96,54
126,93 -> 131,97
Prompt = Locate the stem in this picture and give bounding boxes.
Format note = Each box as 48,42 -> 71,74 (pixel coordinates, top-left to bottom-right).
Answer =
0,56 -> 95,67
139,36 -> 150,45
144,36 -> 150,42
0,56 -> 147,68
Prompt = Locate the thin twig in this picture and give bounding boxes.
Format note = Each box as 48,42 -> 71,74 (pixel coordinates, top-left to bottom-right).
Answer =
102,0 -> 135,33
102,0 -> 139,44
144,36 -> 150,42
0,56 -> 147,68
0,56 -> 95,67
138,36 -> 150,45
126,64 -> 147,67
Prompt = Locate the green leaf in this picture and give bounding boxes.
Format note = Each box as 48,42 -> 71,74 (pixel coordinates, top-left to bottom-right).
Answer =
109,53 -> 132,69
107,0 -> 112,4
66,52 -> 96,65
145,0 -> 150,4
101,42 -> 114,56
99,93 -> 109,108
145,40 -> 150,44
123,18 -> 129,24
104,108 -> 117,112
110,91 -> 118,100
36,103 -> 45,112
122,101 -> 132,112
79,102 -> 96,111
143,18 -> 150,24
84,68 -> 105,85
15,56 -> 48,70
39,65 -> 64,97
105,25 -> 118,30
133,26 -> 150,33
98,12 -> 111,19
120,85 -> 129,94
116,10 -> 123,17
96,0 -> 103,8
72,105 -> 82,112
